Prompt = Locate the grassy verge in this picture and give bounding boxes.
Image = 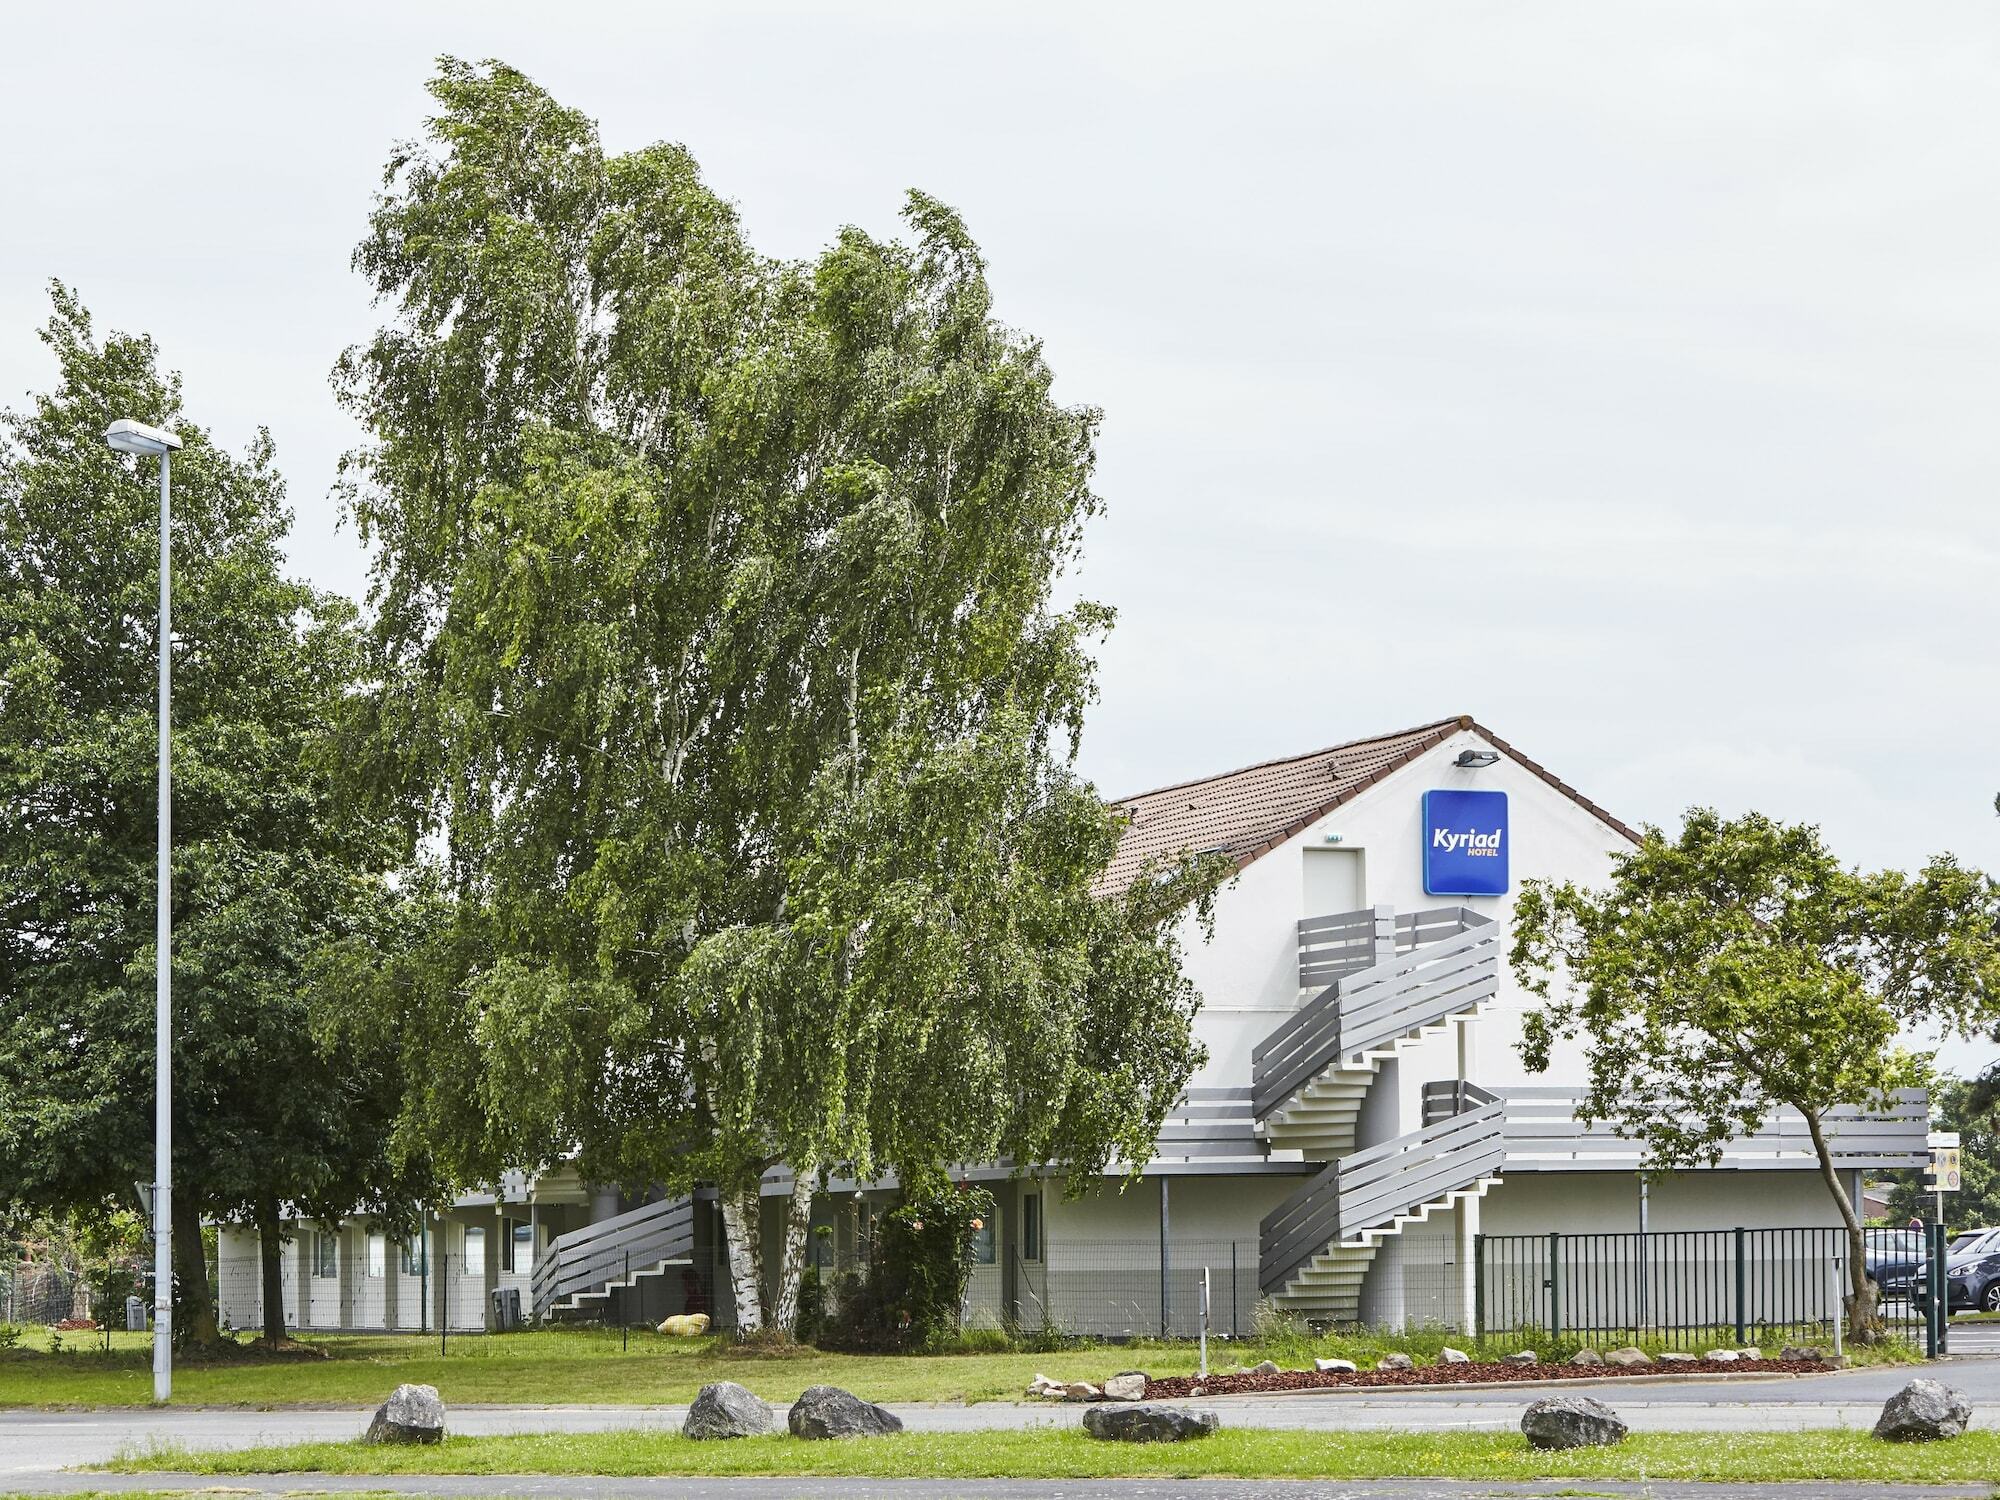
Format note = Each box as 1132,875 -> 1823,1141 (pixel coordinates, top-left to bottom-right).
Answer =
0,1325 -> 1915,1410
104,1426 -> 2000,1483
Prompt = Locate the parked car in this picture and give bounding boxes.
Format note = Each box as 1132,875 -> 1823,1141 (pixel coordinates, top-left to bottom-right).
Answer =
1947,1236 -> 2000,1313
1864,1228 -> 1929,1302
1949,1226 -> 2000,1259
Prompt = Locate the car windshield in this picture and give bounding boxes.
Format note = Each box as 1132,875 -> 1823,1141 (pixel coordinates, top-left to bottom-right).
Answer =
1949,1230 -> 1996,1260
1867,1230 -> 1923,1257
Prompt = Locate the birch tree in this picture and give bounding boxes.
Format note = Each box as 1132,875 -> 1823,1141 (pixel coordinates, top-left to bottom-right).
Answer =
332,59 -> 1219,1334
1511,808 -> 2000,1342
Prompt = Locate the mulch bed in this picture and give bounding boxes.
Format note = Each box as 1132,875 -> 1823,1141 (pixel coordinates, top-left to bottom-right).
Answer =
1141,1356 -> 1829,1397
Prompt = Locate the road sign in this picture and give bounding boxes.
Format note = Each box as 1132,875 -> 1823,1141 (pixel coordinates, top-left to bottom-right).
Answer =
1928,1145 -> 1962,1192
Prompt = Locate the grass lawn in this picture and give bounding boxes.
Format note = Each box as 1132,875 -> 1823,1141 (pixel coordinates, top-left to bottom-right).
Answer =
102,1426 -> 2000,1483
0,1325 -> 1916,1410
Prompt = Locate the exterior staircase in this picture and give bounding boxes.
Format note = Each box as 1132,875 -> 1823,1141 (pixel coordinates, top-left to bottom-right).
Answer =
1260,1087 -> 1505,1324
530,1195 -> 696,1319
1252,903 -> 1504,1326
1253,906 -> 1498,1157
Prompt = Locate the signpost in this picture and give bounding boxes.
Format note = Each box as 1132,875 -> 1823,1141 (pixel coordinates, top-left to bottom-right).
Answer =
1927,1131 -> 1961,1357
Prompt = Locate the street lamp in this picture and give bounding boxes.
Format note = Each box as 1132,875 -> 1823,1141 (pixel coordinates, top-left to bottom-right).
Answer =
105,417 -> 182,1403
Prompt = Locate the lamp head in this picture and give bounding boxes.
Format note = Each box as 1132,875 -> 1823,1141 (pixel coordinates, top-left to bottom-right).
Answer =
104,419 -> 182,456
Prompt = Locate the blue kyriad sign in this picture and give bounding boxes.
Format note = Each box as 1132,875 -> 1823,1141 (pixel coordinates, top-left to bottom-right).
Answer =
1423,789 -> 1509,896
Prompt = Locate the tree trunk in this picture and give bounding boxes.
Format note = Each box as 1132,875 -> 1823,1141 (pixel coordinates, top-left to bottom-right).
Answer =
771,1168 -> 816,1337
255,1198 -> 288,1347
720,1182 -> 765,1337
171,1191 -> 219,1348
1803,1108 -> 1880,1343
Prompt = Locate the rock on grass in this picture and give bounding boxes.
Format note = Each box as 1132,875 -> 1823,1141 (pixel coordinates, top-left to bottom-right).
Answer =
1083,1404 -> 1220,1442
364,1383 -> 444,1445
1874,1379 -> 1973,1442
787,1385 -> 903,1439
682,1381 -> 774,1439
1522,1395 -> 1628,1449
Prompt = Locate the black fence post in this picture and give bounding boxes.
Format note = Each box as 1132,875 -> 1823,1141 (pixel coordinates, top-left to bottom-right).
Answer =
1733,1227 -> 1747,1346
623,1251 -> 631,1353
1230,1242 -> 1239,1338
1546,1230 -> 1560,1345
1472,1232 -> 1485,1344
1927,1223 -> 1943,1359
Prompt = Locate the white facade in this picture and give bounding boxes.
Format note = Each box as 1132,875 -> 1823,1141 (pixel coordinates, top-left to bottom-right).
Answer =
220,718 -> 1928,1338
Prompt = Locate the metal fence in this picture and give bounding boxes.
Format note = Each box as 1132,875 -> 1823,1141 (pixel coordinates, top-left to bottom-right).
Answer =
1477,1225 -> 1934,1351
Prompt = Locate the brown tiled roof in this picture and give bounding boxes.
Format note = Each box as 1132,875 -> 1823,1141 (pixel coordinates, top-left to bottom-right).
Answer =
1099,714 -> 1638,895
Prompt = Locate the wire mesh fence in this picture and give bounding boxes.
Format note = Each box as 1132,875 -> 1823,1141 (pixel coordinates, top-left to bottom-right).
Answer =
1008,1238 -> 1261,1339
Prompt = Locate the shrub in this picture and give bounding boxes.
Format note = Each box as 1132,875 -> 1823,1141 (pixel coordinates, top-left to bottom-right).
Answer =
0,1323 -> 21,1352
816,1182 -> 996,1351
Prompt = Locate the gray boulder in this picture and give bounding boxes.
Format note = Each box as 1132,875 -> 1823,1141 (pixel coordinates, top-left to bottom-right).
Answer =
1522,1394 -> 1629,1449
1314,1357 -> 1357,1373
787,1385 -> 904,1439
1439,1346 -> 1471,1363
1246,1359 -> 1281,1375
1102,1372 -> 1146,1401
1568,1348 -> 1604,1367
683,1381 -> 775,1440
1375,1352 -> 1413,1371
1503,1350 -> 1539,1365
1657,1351 -> 1697,1363
1874,1378 -> 1973,1442
1082,1404 -> 1220,1442
1781,1344 -> 1826,1362
364,1383 -> 445,1445
1604,1346 -> 1650,1367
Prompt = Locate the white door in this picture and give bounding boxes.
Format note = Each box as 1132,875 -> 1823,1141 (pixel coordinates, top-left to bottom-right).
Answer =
1302,847 -> 1363,917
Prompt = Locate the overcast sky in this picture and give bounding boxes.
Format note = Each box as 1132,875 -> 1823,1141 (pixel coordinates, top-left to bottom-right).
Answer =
6,2 -> 1998,1057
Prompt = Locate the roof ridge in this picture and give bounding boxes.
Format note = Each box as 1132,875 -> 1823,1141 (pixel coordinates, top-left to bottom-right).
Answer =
1107,715 -> 1469,807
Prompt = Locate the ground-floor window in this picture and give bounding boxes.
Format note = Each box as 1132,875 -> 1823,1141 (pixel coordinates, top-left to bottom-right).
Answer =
400,1239 -> 427,1277
500,1219 -> 532,1273
463,1224 -> 487,1276
971,1213 -> 997,1265
1020,1192 -> 1042,1262
367,1233 -> 386,1279
312,1231 -> 337,1279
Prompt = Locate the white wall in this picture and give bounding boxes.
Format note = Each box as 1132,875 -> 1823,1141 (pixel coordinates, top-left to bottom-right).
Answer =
1178,727 -> 1632,1124
1482,1169 -> 1847,1236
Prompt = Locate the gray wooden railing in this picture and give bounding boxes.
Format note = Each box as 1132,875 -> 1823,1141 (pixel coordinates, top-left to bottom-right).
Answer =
1259,1098 -> 1506,1295
1496,1087 -> 1929,1172
530,1194 -> 696,1317
1421,1078 -> 1500,1127
1254,906 -> 1498,1120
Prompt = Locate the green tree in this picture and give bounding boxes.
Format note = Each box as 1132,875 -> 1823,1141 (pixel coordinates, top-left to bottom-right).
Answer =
1511,808 -> 2000,1342
0,287 -> 432,1346
329,59 -> 1221,1333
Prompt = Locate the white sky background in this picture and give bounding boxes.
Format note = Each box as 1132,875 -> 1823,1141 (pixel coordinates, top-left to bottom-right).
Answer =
5,3 -> 1998,1069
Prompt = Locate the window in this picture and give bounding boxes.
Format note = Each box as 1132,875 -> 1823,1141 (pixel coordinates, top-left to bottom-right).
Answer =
501,1219 -> 532,1274
313,1232 -> 337,1279
367,1234 -> 386,1279
971,1214 -> 996,1266
1020,1192 -> 1043,1263
463,1224 -> 487,1276
400,1239 -> 427,1276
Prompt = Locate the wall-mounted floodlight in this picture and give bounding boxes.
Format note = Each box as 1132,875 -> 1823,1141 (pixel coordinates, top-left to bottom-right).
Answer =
1454,749 -> 1501,769
106,416 -> 181,1405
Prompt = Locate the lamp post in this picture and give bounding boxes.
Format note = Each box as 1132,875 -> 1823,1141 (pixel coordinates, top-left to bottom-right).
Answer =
104,418 -> 182,1403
